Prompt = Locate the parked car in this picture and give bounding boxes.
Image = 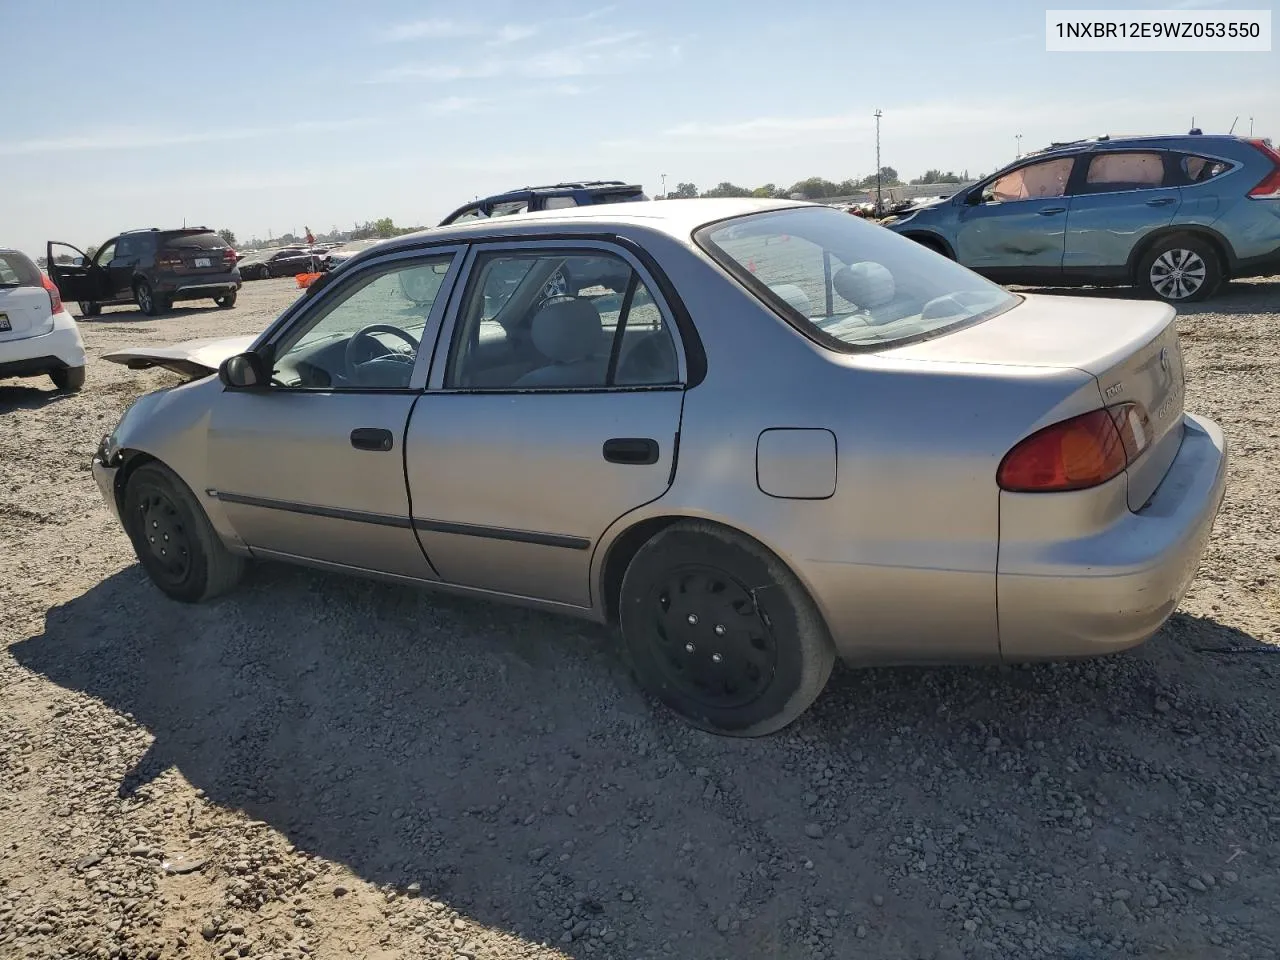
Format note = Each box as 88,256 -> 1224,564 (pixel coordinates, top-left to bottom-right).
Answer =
47,228 -> 241,317
90,199 -> 1226,736
320,239 -> 384,272
238,247 -> 323,280
0,248 -> 88,391
884,133 -> 1280,302
439,180 -> 647,225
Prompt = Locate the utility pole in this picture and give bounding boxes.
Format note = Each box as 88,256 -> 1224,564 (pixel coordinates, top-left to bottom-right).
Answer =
1015,133 -> 1023,159
1249,117 -> 1254,136
660,173 -> 667,198
874,109 -> 883,214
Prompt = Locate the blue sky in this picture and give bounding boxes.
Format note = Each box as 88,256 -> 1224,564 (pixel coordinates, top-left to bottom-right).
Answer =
2,0 -> 1276,257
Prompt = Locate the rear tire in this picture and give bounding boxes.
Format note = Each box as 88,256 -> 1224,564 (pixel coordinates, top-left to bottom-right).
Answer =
78,301 -> 101,318
122,461 -> 246,603
50,366 -> 85,392
618,521 -> 835,737
214,291 -> 237,308
1137,233 -> 1222,303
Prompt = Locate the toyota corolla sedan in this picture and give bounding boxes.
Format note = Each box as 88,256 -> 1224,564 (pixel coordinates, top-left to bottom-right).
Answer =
92,199 -> 1227,737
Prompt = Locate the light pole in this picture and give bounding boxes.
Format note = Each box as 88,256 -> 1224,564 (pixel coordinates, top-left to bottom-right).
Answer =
873,109 -> 883,214
1015,133 -> 1023,159
660,173 -> 667,199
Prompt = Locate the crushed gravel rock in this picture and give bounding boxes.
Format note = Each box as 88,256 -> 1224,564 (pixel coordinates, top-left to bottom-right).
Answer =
2,276 -> 1279,960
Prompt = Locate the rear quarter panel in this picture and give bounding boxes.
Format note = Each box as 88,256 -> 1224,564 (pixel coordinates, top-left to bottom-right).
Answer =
594,229 -> 1103,663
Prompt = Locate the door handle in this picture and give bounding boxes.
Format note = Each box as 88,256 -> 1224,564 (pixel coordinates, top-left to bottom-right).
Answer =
350,427 -> 394,452
1145,197 -> 1176,206
603,437 -> 659,465
1037,207 -> 1067,216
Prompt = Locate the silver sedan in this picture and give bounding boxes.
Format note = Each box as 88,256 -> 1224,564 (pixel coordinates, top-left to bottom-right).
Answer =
92,199 -> 1228,736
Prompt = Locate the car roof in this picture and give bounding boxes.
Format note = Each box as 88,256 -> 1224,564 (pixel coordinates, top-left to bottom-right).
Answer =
388,198 -> 808,250
1028,133 -> 1256,158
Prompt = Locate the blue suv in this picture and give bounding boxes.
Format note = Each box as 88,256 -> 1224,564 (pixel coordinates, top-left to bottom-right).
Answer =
885,133 -> 1280,302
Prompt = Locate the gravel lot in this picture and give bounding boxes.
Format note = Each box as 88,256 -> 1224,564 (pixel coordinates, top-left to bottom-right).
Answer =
2,275 -> 1278,960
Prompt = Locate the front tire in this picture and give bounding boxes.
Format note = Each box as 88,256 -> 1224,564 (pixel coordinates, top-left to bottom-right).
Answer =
122,461 -> 246,603
1137,234 -> 1222,303
78,301 -> 101,318
50,366 -> 85,392
618,521 -> 835,737
214,291 -> 237,308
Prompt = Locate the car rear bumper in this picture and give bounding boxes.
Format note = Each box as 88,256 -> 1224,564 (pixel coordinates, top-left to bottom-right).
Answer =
0,314 -> 87,377
155,271 -> 241,298
997,412 -> 1227,659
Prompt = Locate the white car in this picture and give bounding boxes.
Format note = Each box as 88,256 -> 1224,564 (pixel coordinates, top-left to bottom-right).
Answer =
0,248 -> 88,391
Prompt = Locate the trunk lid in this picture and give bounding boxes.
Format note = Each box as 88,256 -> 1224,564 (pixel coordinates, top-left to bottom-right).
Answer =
159,232 -> 234,276
890,293 -> 1185,510
0,285 -> 54,341
102,334 -> 255,379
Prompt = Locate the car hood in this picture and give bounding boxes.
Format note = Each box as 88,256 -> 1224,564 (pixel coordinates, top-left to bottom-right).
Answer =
102,335 -> 256,378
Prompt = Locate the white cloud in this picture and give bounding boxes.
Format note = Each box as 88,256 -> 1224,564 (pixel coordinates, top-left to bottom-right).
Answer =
486,23 -> 539,45
370,32 -> 660,84
0,117 -> 381,157
379,18 -> 480,42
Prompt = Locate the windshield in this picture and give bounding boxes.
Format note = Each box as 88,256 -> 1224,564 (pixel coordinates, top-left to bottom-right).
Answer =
695,206 -> 1017,350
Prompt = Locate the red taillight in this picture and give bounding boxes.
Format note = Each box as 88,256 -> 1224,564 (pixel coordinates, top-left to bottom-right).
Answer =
997,403 -> 1151,493
41,273 -> 64,314
223,248 -> 236,263
1246,138 -> 1280,199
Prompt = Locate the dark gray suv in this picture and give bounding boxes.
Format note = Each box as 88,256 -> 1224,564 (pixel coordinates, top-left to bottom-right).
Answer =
47,227 -> 242,317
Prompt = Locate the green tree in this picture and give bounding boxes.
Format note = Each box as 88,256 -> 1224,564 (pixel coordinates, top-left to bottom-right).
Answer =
750,183 -> 778,198
373,217 -> 398,238
85,245 -> 98,260
701,181 -> 752,198
217,228 -> 237,246
835,179 -> 861,195
672,182 -> 699,199
788,177 -> 840,199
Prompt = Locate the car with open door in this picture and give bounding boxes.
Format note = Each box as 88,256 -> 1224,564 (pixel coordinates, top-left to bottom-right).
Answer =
90,199 -> 1226,737
0,248 -> 87,391
238,247 -> 322,281
47,227 -> 241,317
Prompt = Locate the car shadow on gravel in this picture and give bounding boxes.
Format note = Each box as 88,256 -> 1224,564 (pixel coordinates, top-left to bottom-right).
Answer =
12,563 -> 1280,960
77,304 -> 233,323
0,383 -> 76,411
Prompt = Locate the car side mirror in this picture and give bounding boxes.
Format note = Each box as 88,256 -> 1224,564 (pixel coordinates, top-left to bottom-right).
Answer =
965,189 -> 986,206
219,352 -> 267,388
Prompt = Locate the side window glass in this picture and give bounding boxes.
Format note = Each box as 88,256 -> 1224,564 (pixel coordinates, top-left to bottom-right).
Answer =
270,255 -> 453,390
447,251 -> 680,390
116,237 -> 136,259
1083,152 -> 1168,192
94,242 -> 117,266
1180,154 -> 1232,184
985,158 -> 1073,202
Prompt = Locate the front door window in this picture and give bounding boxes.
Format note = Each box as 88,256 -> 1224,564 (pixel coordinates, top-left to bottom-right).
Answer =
270,255 -> 454,390
984,158 -> 1074,202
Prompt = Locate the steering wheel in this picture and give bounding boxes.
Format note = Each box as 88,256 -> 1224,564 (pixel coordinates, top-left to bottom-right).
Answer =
344,324 -> 420,383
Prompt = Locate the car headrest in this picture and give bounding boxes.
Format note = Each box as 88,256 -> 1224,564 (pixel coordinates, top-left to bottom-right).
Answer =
530,297 -> 604,364
833,261 -> 895,309
767,283 -> 812,317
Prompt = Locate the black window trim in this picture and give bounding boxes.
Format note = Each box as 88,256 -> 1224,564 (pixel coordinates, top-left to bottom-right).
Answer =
242,244 -> 467,396
692,206 -> 1022,356
427,238 -> 690,395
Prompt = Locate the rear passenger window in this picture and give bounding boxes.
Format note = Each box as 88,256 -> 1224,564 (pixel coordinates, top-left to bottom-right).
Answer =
1179,154 -> 1232,183
1082,152 -> 1169,192
447,251 -> 680,390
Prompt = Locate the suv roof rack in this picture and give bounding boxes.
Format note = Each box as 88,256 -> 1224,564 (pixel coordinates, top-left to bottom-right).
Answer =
121,225 -> 212,235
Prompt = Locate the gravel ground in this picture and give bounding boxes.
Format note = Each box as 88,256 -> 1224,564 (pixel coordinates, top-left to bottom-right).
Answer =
2,276 -> 1278,960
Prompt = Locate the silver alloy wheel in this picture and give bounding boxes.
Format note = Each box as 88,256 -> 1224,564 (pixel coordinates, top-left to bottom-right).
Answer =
1149,248 -> 1207,300
136,284 -> 152,312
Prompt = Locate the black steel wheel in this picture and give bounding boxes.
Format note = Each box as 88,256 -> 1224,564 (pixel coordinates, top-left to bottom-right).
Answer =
619,521 -> 834,737
122,461 -> 246,603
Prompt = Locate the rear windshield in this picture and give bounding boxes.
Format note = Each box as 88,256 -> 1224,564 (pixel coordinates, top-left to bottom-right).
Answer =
0,251 -> 42,287
162,232 -> 228,251
695,206 -> 1017,351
